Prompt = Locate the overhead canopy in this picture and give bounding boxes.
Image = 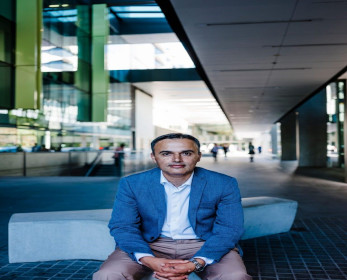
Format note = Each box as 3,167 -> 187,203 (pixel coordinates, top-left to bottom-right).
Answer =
157,0 -> 347,135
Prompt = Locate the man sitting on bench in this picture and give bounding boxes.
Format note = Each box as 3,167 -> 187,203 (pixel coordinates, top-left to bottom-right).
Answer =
93,133 -> 252,280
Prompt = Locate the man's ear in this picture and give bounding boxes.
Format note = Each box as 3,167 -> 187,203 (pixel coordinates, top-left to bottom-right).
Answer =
150,153 -> 157,163
197,152 -> 202,162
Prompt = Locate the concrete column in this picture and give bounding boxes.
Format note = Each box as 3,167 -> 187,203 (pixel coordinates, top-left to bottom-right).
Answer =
92,136 -> 100,150
280,111 -> 297,160
44,131 -> 51,150
297,89 -> 327,167
270,124 -> 278,156
340,80 -> 347,182
81,135 -> 87,148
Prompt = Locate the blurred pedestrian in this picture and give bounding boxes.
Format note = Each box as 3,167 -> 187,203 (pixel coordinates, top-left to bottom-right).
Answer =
31,143 -> 40,152
222,144 -> 229,158
258,146 -> 262,154
211,143 -> 219,161
40,144 -> 49,152
248,142 -> 255,162
113,143 -> 125,167
16,145 -> 23,152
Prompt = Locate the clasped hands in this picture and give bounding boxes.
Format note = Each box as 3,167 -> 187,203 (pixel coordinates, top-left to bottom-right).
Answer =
140,256 -> 204,280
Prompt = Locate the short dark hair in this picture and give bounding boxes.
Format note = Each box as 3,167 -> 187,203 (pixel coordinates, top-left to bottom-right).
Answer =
151,133 -> 201,154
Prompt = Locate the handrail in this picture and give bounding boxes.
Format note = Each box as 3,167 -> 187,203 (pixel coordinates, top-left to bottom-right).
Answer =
85,150 -> 103,177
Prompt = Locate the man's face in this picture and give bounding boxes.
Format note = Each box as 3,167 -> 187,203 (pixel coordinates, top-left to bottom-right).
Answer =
151,138 -> 201,178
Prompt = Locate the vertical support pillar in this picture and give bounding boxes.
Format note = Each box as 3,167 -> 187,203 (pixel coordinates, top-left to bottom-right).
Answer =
91,4 -> 109,122
336,80 -> 346,167
298,89 -> 327,167
280,111 -> 297,160
23,151 -> 26,176
15,0 -> 42,109
75,5 -> 91,121
131,85 -> 136,150
270,124 -> 278,156
92,136 -> 100,150
81,135 -> 87,148
340,80 -> 347,182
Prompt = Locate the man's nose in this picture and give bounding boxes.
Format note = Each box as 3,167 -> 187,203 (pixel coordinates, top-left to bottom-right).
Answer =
173,153 -> 182,162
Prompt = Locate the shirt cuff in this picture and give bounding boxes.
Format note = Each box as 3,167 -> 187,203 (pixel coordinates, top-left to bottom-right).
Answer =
134,252 -> 154,264
194,256 -> 214,267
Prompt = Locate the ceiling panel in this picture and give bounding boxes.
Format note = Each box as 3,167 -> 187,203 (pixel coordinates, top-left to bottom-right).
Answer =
134,81 -> 229,125
168,0 -> 347,135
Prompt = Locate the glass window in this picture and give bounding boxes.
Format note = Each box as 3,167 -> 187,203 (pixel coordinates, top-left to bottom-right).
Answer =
106,41 -> 194,70
0,12 -> 14,109
0,0 -> 14,21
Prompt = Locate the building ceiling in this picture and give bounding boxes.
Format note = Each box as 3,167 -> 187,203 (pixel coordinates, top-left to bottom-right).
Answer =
161,0 -> 347,136
134,81 -> 229,126
120,33 -> 230,127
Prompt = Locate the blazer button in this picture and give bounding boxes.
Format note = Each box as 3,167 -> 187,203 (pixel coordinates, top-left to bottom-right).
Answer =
150,237 -> 154,240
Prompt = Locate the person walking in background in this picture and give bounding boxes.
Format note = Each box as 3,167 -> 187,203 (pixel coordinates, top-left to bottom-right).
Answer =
222,144 -> 229,158
31,143 -> 40,152
93,133 -> 251,280
211,143 -> 219,162
257,146 -> 262,154
248,142 -> 255,162
113,143 -> 125,167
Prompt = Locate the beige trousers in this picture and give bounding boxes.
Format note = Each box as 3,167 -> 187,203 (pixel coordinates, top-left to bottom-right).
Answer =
93,238 -> 252,280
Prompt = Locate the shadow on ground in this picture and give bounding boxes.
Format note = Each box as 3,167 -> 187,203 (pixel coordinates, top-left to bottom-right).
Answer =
294,167 -> 345,183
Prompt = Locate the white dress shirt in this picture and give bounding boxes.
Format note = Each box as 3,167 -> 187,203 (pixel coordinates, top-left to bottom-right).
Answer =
135,172 -> 213,265
160,172 -> 197,239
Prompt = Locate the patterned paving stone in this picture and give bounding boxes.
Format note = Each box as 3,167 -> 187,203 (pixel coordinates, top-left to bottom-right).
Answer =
240,217 -> 347,280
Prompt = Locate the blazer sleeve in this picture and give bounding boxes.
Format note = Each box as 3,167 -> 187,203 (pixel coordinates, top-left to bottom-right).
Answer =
108,177 -> 154,261
194,177 -> 244,262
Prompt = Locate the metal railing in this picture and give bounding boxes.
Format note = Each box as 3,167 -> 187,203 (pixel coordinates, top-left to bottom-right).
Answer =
0,150 -> 99,176
0,149 -> 156,177
84,150 -> 103,177
84,150 -> 156,177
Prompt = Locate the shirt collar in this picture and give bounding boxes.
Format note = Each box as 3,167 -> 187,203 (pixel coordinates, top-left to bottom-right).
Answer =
160,171 -> 194,188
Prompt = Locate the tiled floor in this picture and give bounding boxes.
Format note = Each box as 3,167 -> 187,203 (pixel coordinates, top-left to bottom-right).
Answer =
241,217 -> 347,280
0,154 -> 346,279
0,254 -> 100,280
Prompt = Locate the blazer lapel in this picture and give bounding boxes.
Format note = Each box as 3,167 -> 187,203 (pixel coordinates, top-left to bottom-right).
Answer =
188,168 -> 207,229
147,168 -> 166,231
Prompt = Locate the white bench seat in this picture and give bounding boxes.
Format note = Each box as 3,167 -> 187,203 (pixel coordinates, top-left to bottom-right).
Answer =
9,196 -> 297,263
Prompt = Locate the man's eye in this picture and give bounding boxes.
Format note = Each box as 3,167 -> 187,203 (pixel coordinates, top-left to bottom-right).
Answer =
183,152 -> 192,156
162,153 -> 170,156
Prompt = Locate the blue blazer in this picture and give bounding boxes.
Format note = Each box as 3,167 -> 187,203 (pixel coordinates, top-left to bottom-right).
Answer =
108,167 -> 244,262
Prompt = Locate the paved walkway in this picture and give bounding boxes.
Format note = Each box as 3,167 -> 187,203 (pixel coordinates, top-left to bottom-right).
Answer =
0,153 -> 346,279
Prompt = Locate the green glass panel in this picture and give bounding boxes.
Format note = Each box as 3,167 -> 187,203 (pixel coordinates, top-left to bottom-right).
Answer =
77,90 -> 91,122
15,0 -> 42,109
92,93 -> 107,122
0,16 -> 14,63
75,5 -> 91,96
91,4 -> 108,122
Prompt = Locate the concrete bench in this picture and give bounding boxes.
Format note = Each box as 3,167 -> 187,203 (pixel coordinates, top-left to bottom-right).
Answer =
241,196 -> 298,240
8,196 -> 297,263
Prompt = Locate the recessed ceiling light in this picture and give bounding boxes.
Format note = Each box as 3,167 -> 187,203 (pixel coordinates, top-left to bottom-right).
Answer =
223,86 -> 281,90
220,68 -> 310,72
265,43 -> 347,48
204,18 -> 321,27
